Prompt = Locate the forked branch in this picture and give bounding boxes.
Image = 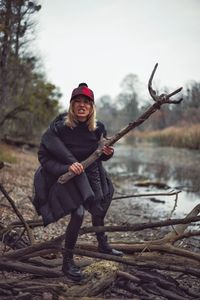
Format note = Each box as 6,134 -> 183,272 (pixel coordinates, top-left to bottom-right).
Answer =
58,63 -> 183,184
148,63 -> 183,104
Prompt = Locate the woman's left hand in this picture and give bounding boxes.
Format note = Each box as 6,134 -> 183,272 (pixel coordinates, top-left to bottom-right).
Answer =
102,146 -> 114,156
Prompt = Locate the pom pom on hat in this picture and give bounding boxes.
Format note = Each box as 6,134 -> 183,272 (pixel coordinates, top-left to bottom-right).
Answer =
70,83 -> 94,102
78,83 -> 88,87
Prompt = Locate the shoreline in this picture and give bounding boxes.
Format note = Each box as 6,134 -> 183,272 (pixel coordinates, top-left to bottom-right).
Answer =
1,143 -> 200,299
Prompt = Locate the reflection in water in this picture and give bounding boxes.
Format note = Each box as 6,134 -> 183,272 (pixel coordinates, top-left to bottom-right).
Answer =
106,144 -> 200,217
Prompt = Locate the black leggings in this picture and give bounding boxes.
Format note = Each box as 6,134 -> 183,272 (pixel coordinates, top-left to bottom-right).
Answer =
64,205 -> 106,250
91,215 -> 104,227
64,205 -> 85,250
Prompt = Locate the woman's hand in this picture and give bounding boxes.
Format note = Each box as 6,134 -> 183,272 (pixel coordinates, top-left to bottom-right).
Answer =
69,162 -> 84,175
102,146 -> 114,156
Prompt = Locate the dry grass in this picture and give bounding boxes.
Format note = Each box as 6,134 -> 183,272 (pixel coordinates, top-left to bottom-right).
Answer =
0,143 -> 17,163
129,124 -> 200,150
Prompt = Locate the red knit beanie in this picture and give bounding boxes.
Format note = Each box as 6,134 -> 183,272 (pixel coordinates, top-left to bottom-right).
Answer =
70,83 -> 94,102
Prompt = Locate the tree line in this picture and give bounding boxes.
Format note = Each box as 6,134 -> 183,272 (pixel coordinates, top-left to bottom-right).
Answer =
0,0 -> 60,142
1,1 -> 199,143
96,75 -> 200,135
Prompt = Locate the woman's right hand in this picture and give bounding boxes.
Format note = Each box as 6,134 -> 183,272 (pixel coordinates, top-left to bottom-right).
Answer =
69,162 -> 84,175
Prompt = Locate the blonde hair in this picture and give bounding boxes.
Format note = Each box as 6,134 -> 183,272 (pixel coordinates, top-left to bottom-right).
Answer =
65,100 -> 97,131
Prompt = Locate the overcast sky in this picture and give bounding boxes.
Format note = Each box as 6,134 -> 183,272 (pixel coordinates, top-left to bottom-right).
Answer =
36,0 -> 200,107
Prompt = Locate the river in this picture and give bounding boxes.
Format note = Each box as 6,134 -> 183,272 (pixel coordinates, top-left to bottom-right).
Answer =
106,143 -> 200,219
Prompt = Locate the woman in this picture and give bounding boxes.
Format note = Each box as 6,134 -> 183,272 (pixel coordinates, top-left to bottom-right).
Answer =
33,83 -> 123,282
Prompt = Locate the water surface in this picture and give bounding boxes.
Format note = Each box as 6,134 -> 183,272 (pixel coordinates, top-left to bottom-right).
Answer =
106,143 -> 200,218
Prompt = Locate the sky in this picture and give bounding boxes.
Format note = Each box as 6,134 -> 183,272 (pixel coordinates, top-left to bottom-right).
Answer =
36,0 -> 200,107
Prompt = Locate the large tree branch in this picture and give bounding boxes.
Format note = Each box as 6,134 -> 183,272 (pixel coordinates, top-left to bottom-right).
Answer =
58,63 -> 183,184
0,105 -> 29,127
73,248 -> 200,278
0,184 -> 34,245
4,213 -> 200,260
79,215 -> 200,236
112,190 -> 181,200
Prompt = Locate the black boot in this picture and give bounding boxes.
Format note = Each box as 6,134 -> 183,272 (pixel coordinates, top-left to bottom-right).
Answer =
97,234 -> 124,256
62,250 -> 83,281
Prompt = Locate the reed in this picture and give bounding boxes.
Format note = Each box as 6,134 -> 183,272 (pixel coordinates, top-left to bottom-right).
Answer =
129,124 -> 200,150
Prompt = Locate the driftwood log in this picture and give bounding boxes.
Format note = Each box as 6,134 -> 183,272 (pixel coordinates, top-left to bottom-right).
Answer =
1,176 -> 200,299
0,202 -> 200,299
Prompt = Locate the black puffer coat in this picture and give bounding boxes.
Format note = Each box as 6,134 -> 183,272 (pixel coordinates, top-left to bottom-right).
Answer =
33,114 -> 114,226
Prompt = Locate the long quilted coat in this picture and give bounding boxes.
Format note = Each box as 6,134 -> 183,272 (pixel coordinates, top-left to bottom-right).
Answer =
33,114 -> 114,226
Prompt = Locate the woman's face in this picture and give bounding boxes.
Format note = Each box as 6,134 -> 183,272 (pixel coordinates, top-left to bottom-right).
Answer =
73,96 -> 92,121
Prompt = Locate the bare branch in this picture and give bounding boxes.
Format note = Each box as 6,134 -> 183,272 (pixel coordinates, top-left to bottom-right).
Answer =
3,214 -> 200,261
78,214 -> 200,236
173,230 -> 200,242
58,64 -> 183,184
166,87 -> 183,101
168,191 -> 179,218
0,184 -> 34,245
161,203 -> 200,243
0,105 -> 29,127
113,190 -> 181,200
73,248 -> 200,277
0,256 -> 61,277
148,62 -> 159,101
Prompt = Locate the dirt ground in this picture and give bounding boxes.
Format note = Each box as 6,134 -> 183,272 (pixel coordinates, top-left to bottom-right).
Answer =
0,143 -> 200,299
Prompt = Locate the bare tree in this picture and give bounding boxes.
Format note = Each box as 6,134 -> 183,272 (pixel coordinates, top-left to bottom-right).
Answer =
0,0 -> 41,131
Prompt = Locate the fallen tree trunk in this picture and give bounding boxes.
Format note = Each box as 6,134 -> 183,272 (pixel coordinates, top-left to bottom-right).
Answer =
2,136 -> 39,148
1,247 -> 200,278
0,256 -> 62,277
79,215 -> 200,236
1,217 -> 200,298
3,215 -> 200,260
